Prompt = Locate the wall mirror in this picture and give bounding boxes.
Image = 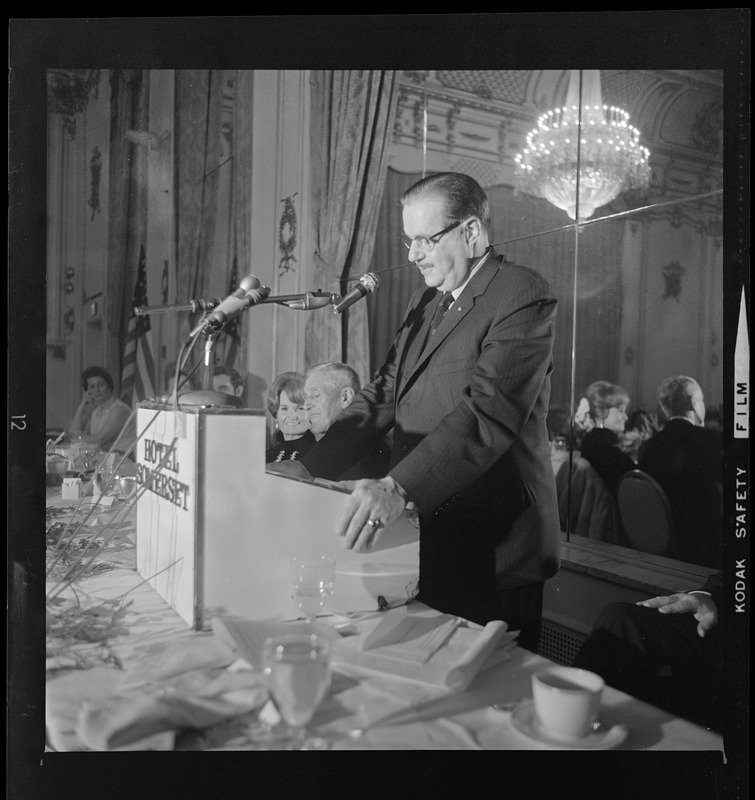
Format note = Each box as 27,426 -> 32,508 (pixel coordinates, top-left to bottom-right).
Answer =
44,68 -> 725,575
360,69 -> 723,568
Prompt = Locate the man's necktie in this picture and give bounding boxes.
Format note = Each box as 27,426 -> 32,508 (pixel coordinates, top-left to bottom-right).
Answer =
429,292 -> 454,337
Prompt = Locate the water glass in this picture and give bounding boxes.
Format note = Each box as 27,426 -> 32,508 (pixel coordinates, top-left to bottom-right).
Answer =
96,464 -> 117,496
262,634 -> 332,750
76,444 -> 100,473
290,557 -> 336,623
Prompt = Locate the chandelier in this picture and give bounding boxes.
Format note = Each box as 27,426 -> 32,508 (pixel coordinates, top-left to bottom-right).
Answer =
514,70 -> 651,220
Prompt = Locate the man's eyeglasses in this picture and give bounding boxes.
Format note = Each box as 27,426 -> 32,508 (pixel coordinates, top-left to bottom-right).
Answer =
400,220 -> 462,252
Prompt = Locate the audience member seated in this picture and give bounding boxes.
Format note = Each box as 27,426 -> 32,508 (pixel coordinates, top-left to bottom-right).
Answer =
572,570 -> 723,732
213,365 -> 245,401
574,381 -> 635,498
267,362 -> 391,481
618,408 -> 658,463
638,376 -> 723,568
265,371 -> 316,464
69,366 -> 136,457
303,362 -> 391,480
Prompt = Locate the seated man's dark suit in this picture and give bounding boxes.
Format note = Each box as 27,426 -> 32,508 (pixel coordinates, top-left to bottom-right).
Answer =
638,419 -> 723,568
302,253 -> 561,651
338,437 -> 392,481
572,571 -> 723,732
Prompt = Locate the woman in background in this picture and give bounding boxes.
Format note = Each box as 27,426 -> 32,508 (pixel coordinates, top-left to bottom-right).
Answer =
265,371 -> 316,464
574,380 -> 635,496
619,409 -> 658,463
69,366 -> 135,456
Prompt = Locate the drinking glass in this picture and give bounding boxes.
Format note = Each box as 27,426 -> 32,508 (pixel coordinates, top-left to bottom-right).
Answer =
77,444 -> 100,473
290,557 -> 336,623
262,634 -> 332,750
96,464 -> 117,496
113,475 -> 137,500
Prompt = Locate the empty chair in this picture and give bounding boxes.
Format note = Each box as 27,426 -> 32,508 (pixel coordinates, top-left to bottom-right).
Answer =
556,455 -> 623,544
617,470 -> 677,557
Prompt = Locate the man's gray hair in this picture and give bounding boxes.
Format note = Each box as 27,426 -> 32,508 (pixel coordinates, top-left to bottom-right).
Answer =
306,362 -> 361,393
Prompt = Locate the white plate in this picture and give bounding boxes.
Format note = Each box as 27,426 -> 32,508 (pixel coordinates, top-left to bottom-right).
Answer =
509,700 -> 627,750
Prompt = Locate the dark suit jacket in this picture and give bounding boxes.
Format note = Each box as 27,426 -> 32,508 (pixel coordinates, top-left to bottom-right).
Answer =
580,427 -> 635,497
638,419 -> 723,568
302,252 -> 561,600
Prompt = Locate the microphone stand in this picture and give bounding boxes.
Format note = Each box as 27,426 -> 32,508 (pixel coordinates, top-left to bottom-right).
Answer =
137,290 -> 337,409
257,291 -> 338,311
134,299 -> 221,316
176,328 -> 245,409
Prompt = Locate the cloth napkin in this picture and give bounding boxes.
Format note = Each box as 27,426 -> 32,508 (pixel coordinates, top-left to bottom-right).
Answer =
77,668 -> 269,750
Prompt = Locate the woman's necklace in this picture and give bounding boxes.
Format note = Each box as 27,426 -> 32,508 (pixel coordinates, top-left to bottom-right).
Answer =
95,398 -> 114,417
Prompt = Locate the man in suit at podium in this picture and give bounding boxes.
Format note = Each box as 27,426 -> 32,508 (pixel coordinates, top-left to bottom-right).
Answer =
287,173 -> 560,651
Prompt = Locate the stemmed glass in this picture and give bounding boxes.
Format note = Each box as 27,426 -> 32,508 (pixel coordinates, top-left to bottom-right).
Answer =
289,557 -> 336,623
262,633 -> 332,750
96,464 -> 116,496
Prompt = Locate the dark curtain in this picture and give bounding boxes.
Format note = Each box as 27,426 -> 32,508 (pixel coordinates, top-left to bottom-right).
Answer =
174,70 -> 224,382
107,69 -> 148,392
366,170 -> 425,373
307,70 -> 399,385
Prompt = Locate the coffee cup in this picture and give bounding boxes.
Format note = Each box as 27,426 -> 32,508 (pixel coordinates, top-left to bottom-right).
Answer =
531,666 -> 604,740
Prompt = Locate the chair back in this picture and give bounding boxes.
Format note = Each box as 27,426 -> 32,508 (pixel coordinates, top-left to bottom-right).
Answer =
617,470 -> 676,557
556,455 -> 622,544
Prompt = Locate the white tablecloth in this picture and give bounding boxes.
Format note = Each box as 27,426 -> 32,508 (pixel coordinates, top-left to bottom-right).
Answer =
44,486 -> 725,753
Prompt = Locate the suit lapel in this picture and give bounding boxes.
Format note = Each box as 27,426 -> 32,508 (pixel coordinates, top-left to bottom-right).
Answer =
397,255 -> 503,400
396,289 -> 439,395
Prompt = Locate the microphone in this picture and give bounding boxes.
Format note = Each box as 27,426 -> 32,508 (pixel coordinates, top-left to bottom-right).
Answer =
259,291 -> 336,310
191,275 -> 270,335
332,273 -> 380,314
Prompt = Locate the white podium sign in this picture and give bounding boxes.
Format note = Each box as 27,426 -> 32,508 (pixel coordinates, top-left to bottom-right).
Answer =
135,405 -> 419,629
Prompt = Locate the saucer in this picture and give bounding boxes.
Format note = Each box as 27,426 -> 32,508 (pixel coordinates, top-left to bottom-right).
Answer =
510,701 -> 627,750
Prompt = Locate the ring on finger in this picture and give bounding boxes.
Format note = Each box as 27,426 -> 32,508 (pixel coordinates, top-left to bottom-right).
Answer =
366,518 -> 382,529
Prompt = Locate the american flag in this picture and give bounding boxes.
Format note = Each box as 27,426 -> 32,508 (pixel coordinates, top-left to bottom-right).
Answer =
121,244 -> 157,406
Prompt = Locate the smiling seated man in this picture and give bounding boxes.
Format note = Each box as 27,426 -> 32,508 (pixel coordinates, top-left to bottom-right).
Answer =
303,362 -> 391,480
268,362 -> 390,481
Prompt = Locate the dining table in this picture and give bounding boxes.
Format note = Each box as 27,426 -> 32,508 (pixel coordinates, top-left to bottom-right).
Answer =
44,481 -> 727,754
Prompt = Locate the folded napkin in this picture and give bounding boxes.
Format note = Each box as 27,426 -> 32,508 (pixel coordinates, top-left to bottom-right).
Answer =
331,607 -> 517,691
443,620 -> 511,692
78,669 -> 268,750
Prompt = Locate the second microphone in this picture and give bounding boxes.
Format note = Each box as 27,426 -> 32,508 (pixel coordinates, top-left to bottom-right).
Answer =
332,273 -> 380,314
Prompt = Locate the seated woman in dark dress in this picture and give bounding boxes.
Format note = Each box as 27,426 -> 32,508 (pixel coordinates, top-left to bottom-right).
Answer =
574,380 -> 636,497
265,371 -> 316,464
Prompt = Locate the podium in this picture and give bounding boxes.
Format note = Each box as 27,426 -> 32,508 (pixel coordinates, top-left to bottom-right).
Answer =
134,404 -> 419,629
